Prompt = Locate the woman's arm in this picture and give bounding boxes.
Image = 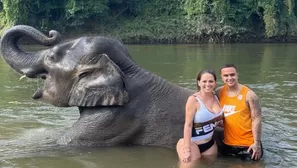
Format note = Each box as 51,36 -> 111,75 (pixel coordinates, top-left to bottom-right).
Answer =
183,96 -> 198,150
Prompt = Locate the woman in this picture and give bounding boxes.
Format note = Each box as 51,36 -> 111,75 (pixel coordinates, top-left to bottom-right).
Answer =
176,69 -> 223,164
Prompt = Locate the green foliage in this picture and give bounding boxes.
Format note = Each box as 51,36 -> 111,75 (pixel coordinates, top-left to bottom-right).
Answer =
2,0 -> 297,41
183,0 -> 297,38
29,0 -> 66,31
130,0 -> 182,17
183,0 -> 209,16
261,1 -> 279,37
109,16 -> 189,43
285,0 -> 294,15
65,0 -> 109,27
0,12 -> 6,34
1,0 -> 29,25
0,0 -> 29,34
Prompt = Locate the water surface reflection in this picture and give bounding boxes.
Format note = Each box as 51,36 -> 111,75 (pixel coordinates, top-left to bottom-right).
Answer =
0,43 -> 296,167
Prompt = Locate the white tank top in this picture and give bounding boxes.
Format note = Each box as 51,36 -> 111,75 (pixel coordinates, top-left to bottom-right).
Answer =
191,95 -> 223,141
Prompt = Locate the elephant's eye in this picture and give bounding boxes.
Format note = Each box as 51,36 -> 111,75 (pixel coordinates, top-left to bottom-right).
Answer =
79,71 -> 90,78
46,54 -> 58,63
46,54 -> 56,63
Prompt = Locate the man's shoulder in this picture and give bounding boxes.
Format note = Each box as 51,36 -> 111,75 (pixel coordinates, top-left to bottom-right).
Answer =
215,86 -> 224,96
242,84 -> 254,91
243,85 -> 259,101
216,85 -> 224,90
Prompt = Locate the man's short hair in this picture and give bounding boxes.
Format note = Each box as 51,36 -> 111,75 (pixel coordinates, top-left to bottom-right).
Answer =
220,64 -> 237,72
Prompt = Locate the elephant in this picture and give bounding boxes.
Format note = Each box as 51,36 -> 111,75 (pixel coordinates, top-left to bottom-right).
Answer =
0,25 -> 195,148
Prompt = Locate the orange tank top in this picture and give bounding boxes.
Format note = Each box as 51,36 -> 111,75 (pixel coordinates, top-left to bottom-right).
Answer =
219,85 -> 253,146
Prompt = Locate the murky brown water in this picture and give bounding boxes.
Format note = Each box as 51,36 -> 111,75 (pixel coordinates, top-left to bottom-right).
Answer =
0,43 -> 296,167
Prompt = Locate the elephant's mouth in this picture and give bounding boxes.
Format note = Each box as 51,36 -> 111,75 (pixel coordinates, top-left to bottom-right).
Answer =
31,73 -> 47,99
32,88 -> 43,99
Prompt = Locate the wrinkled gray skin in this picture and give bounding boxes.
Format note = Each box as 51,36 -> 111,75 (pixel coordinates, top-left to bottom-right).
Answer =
0,25 -> 195,148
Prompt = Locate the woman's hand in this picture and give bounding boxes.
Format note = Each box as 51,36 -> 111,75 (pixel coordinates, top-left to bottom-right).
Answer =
182,147 -> 191,163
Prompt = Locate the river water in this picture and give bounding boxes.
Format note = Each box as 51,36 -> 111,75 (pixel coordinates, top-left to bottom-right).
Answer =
0,43 -> 296,168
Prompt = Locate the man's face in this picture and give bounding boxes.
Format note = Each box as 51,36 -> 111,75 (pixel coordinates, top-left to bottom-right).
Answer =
220,67 -> 238,87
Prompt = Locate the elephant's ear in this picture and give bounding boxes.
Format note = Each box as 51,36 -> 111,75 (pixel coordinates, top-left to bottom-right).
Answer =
68,54 -> 129,107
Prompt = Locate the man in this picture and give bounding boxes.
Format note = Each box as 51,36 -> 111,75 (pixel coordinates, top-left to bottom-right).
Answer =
216,64 -> 263,161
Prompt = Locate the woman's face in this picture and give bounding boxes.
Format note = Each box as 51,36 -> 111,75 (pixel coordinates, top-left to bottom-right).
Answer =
198,73 -> 216,93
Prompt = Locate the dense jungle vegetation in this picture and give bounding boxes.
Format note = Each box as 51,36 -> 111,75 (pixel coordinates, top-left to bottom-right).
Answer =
1,0 -> 297,43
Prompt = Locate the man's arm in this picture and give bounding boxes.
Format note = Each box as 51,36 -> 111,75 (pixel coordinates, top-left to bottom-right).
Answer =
246,90 -> 262,160
246,90 -> 262,143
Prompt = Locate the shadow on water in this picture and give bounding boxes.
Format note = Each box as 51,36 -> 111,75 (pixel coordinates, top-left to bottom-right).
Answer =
0,146 -> 178,168
0,43 -> 297,167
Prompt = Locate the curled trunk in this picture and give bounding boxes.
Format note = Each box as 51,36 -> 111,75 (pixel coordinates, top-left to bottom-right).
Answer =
0,25 -> 61,77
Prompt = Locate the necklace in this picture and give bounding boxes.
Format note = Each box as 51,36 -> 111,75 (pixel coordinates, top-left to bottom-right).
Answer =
227,86 -> 240,96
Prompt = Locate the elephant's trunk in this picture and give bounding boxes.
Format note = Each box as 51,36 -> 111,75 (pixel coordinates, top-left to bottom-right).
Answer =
0,25 -> 61,77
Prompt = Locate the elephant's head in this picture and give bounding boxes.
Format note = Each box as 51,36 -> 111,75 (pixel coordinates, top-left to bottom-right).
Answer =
0,25 -> 130,107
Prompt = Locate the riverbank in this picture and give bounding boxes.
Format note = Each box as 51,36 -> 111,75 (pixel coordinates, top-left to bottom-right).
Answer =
2,0 -> 297,44
3,16 -> 297,44
61,19 -> 297,44
55,16 -> 297,44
